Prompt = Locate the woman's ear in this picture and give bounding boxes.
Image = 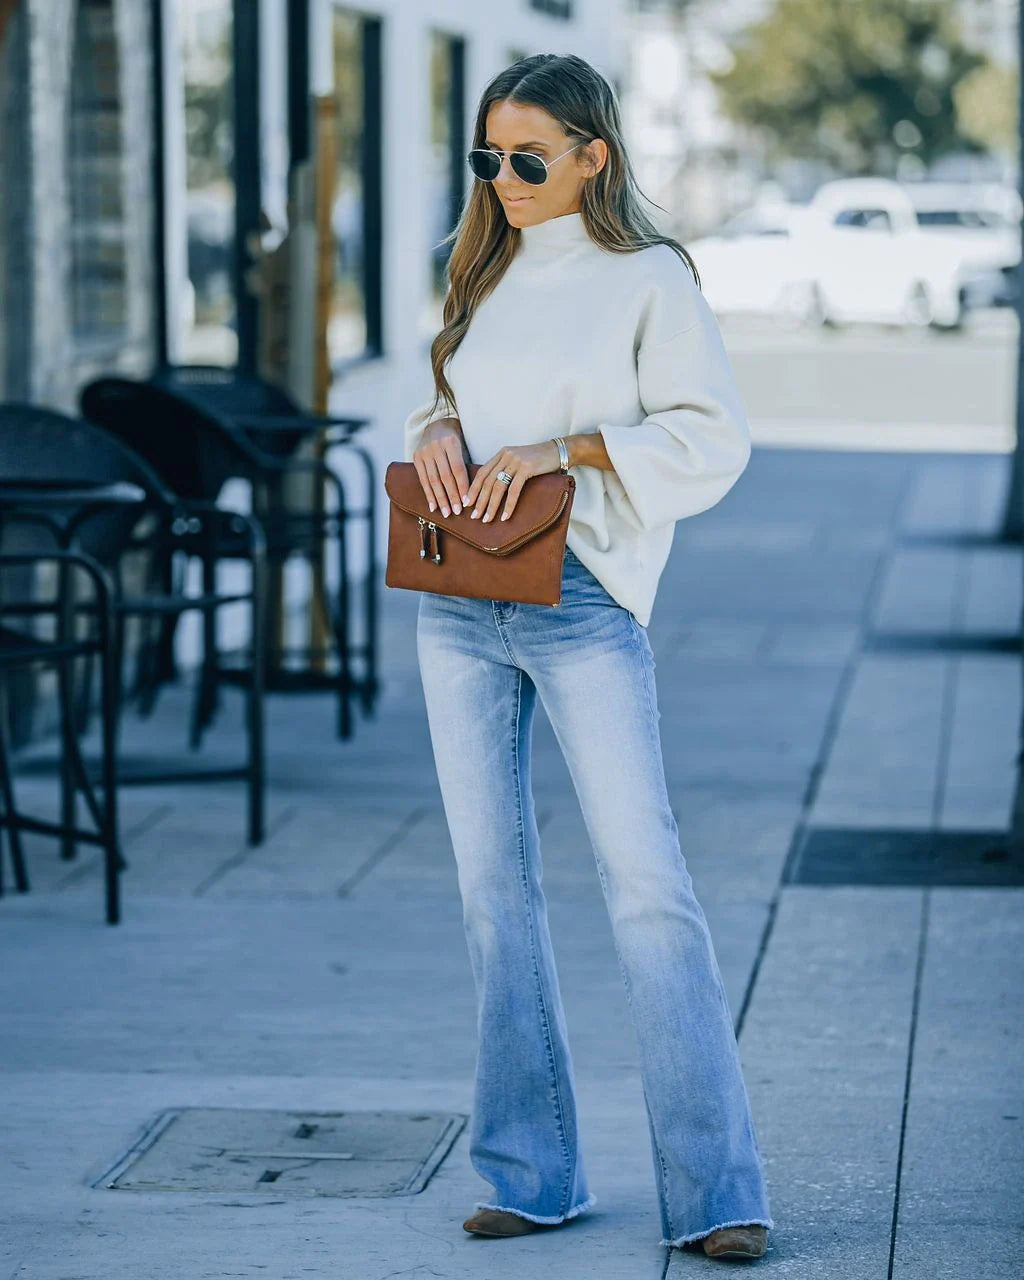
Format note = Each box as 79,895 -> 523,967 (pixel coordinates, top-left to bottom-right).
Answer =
584,139 -> 608,178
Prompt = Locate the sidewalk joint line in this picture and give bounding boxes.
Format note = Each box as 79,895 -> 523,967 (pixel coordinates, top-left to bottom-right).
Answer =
54,802 -> 175,890
336,805 -> 432,897
887,888 -> 931,1280
193,805 -> 298,896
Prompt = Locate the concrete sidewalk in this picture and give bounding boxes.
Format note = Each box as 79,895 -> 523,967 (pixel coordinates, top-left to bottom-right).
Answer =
1,446 -> 1021,1278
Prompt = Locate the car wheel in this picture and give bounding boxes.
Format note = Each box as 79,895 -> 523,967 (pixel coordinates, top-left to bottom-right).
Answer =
804,282 -> 829,328
902,281 -> 933,327
930,287 -> 966,332
775,281 -> 824,329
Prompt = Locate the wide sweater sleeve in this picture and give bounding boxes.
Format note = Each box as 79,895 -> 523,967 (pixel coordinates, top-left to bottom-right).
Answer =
598,276 -> 752,533
403,392 -> 459,463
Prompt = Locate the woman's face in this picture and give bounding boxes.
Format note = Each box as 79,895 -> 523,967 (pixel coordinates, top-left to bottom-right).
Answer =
483,100 -> 605,228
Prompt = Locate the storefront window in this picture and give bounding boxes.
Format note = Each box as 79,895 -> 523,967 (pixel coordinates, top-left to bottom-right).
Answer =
69,0 -> 127,342
329,8 -> 367,363
177,0 -> 236,365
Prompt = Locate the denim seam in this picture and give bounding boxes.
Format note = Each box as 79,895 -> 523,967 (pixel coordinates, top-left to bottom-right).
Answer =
492,601 -> 519,666
610,932 -> 675,1240
510,665 -> 574,1215
626,612 -> 659,729
640,1081 -> 674,1241
622,611 -> 678,1237
592,846 -> 674,1233
625,613 -> 771,1239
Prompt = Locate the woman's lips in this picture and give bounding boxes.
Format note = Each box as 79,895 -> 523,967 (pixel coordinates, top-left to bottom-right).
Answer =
506,196 -> 532,204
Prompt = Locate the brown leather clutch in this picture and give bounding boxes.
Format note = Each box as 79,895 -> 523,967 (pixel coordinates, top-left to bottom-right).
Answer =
384,461 -> 576,605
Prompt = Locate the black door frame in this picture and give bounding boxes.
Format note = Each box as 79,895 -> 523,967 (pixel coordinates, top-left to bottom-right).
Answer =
232,0 -> 262,375
151,0 -> 263,374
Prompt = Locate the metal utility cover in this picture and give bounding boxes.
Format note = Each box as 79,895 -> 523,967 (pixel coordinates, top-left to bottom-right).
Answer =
787,827 -> 1024,887
98,1108 -> 466,1197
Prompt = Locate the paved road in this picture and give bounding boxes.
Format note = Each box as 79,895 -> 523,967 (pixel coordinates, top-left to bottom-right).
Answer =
724,309 -> 1016,452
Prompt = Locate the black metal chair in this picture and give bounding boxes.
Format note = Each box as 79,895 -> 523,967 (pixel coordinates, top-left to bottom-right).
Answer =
80,370 -> 379,741
156,364 -> 380,727
0,544 -> 122,923
0,405 -> 268,879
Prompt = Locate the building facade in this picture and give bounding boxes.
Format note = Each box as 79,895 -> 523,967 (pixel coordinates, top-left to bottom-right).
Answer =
0,0 -> 628,570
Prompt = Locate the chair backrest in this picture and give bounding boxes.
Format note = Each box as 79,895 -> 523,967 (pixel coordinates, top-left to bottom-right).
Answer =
80,376 -> 249,500
0,403 -> 167,565
152,365 -> 306,459
156,364 -> 301,415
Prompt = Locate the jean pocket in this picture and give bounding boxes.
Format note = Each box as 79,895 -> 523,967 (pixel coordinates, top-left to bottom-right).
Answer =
561,555 -> 616,605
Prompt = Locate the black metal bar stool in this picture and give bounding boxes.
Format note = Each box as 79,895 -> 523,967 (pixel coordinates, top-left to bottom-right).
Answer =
0,478 -> 141,925
80,371 -> 379,743
0,408 -> 269,923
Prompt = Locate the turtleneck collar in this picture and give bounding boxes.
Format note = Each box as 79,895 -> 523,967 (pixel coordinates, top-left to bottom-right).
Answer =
516,210 -> 594,261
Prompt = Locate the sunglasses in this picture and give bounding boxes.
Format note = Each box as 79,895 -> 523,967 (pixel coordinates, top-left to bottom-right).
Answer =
467,142 -> 586,186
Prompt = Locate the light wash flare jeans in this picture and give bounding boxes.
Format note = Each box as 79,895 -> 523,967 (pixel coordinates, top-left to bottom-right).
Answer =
415,545 -> 774,1247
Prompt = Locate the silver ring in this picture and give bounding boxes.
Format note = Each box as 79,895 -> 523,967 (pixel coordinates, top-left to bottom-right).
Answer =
496,469 -> 514,486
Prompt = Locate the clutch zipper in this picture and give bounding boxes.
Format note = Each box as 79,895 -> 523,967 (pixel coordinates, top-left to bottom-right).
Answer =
417,515 -> 442,563
410,490 -> 569,557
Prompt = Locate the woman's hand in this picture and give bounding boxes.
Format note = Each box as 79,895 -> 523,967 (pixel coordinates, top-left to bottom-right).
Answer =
412,418 -> 471,516
465,441 -> 563,523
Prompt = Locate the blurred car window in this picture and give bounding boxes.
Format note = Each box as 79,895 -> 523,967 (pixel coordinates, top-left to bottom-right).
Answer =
915,210 -> 1008,230
833,208 -> 892,230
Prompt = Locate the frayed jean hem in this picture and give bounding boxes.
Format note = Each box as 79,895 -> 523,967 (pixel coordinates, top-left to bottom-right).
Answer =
472,1192 -> 597,1225
661,1216 -> 774,1247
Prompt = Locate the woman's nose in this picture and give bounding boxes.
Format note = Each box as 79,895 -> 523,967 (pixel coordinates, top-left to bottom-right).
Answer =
496,154 -> 523,186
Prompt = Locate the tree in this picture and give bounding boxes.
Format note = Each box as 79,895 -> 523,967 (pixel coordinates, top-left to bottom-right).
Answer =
709,0 -> 988,175
954,62 -> 1018,158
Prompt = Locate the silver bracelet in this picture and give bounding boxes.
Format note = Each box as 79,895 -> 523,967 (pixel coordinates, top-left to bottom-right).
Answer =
552,436 -> 570,474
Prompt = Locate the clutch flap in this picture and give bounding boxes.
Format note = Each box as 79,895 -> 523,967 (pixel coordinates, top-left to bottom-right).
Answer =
384,460 -> 574,555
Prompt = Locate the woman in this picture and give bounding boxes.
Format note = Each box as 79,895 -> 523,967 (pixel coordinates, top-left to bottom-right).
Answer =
404,54 -> 773,1262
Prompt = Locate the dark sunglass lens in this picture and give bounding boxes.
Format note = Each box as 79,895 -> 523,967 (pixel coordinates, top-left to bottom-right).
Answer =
511,153 -> 547,184
467,150 -> 500,181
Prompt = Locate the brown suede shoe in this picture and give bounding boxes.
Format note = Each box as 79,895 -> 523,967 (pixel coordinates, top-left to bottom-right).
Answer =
701,1224 -> 768,1259
462,1208 -> 563,1237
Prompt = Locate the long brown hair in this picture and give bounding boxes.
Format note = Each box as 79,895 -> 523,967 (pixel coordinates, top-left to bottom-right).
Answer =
424,52 -> 701,422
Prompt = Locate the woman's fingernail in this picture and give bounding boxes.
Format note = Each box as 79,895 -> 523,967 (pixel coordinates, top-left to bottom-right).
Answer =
441,507 -> 449,517
501,512 -> 509,520
453,503 -> 461,514
482,513 -> 491,522
462,494 -> 469,504
428,502 -> 435,511
471,509 -> 478,519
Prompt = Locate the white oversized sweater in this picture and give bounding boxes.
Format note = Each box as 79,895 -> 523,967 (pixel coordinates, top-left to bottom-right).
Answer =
402,209 -> 751,627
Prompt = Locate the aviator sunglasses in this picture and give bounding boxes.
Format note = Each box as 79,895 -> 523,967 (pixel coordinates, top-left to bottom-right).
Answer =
467,142 -> 586,186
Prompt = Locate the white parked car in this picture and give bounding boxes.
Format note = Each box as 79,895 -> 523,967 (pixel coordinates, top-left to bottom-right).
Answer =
800,177 -> 1015,328
689,177 -> 1021,329
903,180 -> 1020,310
687,203 -> 820,327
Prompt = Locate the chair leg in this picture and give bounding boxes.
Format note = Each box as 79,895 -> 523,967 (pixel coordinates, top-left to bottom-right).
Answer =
246,557 -> 266,846
189,551 -> 220,749
98,605 -> 123,925
153,547 -> 181,689
57,561 -> 78,860
332,506 -> 353,741
188,602 -> 212,750
0,679 -> 29,894
107,617 -> 129,874
350,442 -> 380,716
